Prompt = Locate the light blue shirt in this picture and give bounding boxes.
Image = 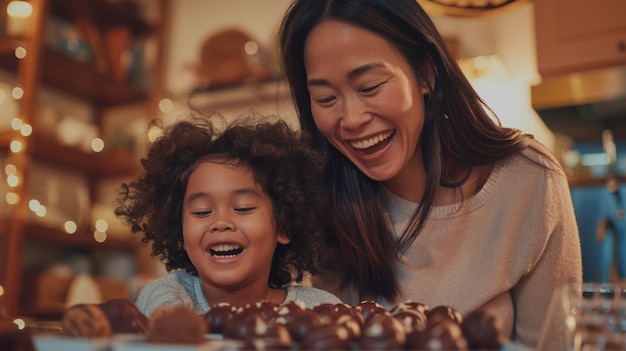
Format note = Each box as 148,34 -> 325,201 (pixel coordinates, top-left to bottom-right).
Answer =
136,271 -> 342,317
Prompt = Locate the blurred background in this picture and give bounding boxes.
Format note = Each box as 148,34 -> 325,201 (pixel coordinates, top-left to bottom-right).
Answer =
0,0 -> 625,338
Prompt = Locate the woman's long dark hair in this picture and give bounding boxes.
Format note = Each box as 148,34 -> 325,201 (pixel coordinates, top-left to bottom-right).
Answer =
278,0 -> 533,302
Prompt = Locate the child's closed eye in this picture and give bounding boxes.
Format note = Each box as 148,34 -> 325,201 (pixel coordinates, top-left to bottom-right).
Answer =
191,210 -> 212,217
234,207 -> 256,213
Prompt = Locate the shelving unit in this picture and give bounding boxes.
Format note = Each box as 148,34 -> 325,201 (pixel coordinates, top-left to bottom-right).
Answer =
0,0 -> 170,321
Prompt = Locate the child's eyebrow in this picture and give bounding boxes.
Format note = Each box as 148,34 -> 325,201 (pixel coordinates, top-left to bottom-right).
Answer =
233,188 -> 262,198
185,188 -> 262,204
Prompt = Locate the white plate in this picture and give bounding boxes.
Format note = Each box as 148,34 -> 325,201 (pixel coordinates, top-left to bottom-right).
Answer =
111,334 -> 241,351
33,334 -> 111,351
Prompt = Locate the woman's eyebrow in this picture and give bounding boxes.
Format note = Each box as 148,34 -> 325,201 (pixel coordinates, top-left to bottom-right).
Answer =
307,62 -> 384,86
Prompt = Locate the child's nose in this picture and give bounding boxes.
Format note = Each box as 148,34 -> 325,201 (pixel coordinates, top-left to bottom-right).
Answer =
210,219 -> 234,232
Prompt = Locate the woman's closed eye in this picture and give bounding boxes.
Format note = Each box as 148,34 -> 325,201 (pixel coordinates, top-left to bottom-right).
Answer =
314,95 -> 336,105
360,82 -> 383,94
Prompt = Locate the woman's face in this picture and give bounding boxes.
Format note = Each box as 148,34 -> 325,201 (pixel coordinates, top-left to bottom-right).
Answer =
304,20 -> 429,185
182,161 -> 290,294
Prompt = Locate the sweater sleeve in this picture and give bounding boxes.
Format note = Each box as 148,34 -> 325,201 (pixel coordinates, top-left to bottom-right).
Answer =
511,163 -> 582,345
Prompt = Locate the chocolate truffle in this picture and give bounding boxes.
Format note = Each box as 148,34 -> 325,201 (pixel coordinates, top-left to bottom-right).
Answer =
359,313 -> 407,350
335,314 -> 363,340
392,308 -> 428,333
147,305 -> 207,344
356,300 -> 386,321
61,304 -> 112,338
461,309 -> 505,350
427,305 -> 464,325
274,307 -> 321,342
204,303 -> 235,334
241,323 -> 293,350
99,298 -> 148,334
300,324 -> 353,350
390,300 -> 429,315
335,303 -> 365,327
223,313 -> 267,340
240,300 -> 280,320
406,318 -> 468,350
312,303 -> 336,317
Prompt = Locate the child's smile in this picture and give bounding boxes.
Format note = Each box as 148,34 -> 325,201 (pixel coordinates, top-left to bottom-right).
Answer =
182,160 -> 290,295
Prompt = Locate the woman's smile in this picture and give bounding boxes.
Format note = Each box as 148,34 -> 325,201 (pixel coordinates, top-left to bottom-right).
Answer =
349,130 -> 395,155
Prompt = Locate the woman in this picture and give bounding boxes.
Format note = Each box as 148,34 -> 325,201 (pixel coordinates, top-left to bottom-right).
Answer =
277,0 -> 582,345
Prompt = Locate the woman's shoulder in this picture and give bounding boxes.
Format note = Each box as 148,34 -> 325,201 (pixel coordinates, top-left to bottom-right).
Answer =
516,138 -> 564,173
285,285 -> 343,308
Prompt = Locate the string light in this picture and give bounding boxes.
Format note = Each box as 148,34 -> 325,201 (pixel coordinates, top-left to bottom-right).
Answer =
95,219 -> 108,232
9,140 -> 23,153
64,221 -> 77,234
94,230 -> 107,243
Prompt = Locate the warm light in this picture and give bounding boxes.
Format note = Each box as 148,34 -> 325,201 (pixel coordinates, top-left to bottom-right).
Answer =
9,140 -> 23,153
91,138 -> 105,152
158,98 -> 173,113
4,164 -> 16,175
6,174 -> 19,187
6,1 -> 32,37
95,219 -> 108,232
6,192 -> 19,205
20,123 -> 32,136
0,285 -> 4,296
94,230 -> 107,243
64,221 -> 77,234
13,318 -> 25,330
11,87 -> 24,99
7,1 -> 33,17
28,198 -> 40,212
148,125 -> 162,142
35,204 -> 46,217
244,41 -> 259,56
10,118 -> 22,130
14,46 -> 26,59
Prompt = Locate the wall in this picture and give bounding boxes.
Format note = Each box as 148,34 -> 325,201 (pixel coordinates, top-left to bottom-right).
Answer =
163,0 -> 554,149
166,0 -> 293,96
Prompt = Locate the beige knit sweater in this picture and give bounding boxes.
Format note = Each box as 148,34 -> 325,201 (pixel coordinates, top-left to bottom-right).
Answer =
313,140 -> 582,347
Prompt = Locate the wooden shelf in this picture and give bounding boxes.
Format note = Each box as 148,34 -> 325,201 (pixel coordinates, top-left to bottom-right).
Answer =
0,43 -> 148,107
568,175 -> 626,188
50,0 -> 154,37
24,222 -> 139,251
0,130 -> 138,177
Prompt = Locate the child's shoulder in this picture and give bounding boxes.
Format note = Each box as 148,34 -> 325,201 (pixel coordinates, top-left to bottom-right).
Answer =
285,285 -> 343,308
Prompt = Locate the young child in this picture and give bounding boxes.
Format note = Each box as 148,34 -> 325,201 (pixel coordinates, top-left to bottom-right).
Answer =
115,116 -> 342,317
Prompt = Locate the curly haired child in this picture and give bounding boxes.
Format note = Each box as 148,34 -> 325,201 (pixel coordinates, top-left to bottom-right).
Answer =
115,116 -> 341,316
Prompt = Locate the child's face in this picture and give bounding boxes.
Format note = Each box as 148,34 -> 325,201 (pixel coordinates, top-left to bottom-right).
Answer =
182,161 -> 290,294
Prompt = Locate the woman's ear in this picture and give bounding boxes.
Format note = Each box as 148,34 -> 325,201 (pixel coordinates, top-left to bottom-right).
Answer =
277,232 -> 291,245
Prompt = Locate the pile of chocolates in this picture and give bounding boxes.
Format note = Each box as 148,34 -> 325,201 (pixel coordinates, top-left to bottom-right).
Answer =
60,298 -> 507,350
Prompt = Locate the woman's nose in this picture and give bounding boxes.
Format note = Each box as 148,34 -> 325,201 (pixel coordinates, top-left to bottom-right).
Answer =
340,97 -> 372,130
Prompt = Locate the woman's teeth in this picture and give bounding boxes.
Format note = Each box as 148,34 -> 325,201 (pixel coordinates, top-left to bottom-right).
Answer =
210,244 -> 243,257
350,131 -> 393,150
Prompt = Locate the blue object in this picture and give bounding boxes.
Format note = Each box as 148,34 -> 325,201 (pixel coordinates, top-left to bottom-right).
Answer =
571,184 -> 626,283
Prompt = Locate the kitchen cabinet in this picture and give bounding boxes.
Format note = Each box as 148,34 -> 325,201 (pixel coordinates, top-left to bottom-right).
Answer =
534,0 -> 626,77
0,0 -> 169,319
